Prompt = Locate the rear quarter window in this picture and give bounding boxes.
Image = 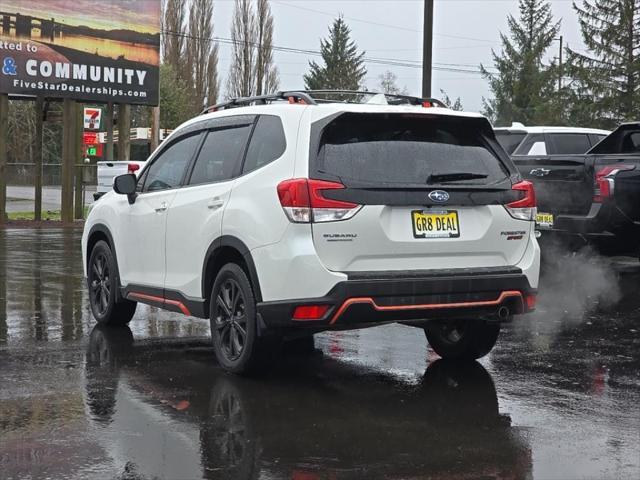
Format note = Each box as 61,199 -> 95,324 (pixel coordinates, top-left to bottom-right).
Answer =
315,113 -> 509,186
495,131 -> 526,154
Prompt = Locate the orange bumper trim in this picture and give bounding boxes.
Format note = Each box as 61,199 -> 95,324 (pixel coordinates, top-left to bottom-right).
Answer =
329,290 -> 523,324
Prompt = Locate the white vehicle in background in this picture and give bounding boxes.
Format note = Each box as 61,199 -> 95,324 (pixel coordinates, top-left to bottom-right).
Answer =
494,123 -> 610,156
82,90 -> 540,375
95,161 -> 146,200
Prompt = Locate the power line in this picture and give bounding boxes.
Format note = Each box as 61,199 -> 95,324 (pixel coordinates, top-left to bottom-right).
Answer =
162,29 -> 495,76
272,0 -> 498,44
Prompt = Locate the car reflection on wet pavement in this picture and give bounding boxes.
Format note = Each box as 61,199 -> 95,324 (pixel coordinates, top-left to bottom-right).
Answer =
1,228 -> 639,480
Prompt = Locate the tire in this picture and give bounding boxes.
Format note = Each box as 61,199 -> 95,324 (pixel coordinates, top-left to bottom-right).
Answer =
88,240 -> 136,325
424,319 -> 500,361
209,263 -> 275,375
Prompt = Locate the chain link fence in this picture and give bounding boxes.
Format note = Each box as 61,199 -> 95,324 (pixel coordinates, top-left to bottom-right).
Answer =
5,163 -> 98,187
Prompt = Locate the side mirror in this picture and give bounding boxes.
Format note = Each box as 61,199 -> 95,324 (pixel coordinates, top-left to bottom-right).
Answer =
113,174 -> 137,204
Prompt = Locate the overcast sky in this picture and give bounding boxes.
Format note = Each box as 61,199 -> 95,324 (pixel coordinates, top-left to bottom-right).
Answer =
210,0 -> 586,112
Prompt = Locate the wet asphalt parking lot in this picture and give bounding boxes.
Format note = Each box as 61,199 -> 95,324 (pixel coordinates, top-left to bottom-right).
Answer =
0,228 -> 639,480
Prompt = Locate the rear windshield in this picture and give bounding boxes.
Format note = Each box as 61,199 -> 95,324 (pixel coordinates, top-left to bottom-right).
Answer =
495,130 -> 526,154
316,113 -> 508,186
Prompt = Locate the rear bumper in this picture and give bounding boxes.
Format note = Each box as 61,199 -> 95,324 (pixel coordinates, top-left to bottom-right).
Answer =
257,268 -> 537,331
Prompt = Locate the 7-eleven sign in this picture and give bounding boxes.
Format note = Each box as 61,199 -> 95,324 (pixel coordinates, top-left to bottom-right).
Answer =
84,107 -> 102,130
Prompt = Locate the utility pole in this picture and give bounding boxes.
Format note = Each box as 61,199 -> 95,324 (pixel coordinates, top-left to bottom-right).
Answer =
557,35 -> 563,92
422,0 -> 434,98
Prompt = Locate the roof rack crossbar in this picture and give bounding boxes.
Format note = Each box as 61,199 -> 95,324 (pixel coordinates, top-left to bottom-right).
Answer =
201,91 -> 317,114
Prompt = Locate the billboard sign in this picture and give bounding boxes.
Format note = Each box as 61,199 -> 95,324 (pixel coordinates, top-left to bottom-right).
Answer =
0,1 -> 160,105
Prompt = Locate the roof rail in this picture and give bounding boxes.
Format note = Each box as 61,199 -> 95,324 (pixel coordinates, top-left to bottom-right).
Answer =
201,91 -> 317,114
302,90 -> 447,108
200,89 -> 447,115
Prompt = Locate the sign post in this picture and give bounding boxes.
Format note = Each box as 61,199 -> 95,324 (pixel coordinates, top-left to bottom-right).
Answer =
34,98 -> 44,220
0,94 -> 7,224
61,99 -> 76,224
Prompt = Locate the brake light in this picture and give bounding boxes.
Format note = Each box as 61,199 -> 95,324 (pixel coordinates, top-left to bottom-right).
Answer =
505,180 -> 536,221
292,304 -> 330,320
127,163 -> 140,174
277,178 -> 362,223
593,165 -> 635,203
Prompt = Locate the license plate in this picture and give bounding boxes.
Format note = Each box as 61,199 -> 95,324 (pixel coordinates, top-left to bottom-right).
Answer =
412,210 -> 460,238
536,212 -> 554,228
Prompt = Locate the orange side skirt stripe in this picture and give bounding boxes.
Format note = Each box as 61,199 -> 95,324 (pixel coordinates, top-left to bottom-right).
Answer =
128,292 -> 192,316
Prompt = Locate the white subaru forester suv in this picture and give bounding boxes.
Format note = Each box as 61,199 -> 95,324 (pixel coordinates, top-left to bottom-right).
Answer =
82,90 -> 540,374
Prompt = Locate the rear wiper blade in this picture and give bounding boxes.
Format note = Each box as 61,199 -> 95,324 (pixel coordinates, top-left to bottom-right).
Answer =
427,172 -> 489,183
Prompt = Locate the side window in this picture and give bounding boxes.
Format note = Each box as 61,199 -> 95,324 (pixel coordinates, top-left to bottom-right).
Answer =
136,167 -> 149,193
528,141 -> 547,155
547,133 -> 591,155
621,132 -> 640,153
143,133 -> 201,192
589,134 -> 606,148
513,134 -> 547,156
188,125 -> 253,185
243,115 -> 287,174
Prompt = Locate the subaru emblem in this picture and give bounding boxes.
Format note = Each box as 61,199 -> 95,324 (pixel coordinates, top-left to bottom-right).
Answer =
428,190 -> 449,203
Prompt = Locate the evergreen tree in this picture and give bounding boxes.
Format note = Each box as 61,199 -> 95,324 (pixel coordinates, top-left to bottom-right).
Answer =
159,63 -> 193,129
480,0 -> 561,125
565,0 -> 639,128
439,89 -> 464,111
304,16 -> 367,90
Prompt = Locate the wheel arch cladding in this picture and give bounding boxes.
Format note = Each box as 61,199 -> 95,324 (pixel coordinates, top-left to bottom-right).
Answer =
202,236 -> 263,306
87,224 -> 116,270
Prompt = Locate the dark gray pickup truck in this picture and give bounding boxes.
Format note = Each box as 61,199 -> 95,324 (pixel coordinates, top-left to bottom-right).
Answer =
507,123 -> 640,253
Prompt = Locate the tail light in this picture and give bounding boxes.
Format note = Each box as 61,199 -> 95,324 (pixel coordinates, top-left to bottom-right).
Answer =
505,180 -> 536,221
593,165 -> 635,203
127,163 -> 140,174
525,293 -> 537,311
277,178 -> 362,223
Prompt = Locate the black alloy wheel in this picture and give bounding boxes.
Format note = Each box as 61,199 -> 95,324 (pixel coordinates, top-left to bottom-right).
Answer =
90,252 -> 111,317
209,263 -> 276,374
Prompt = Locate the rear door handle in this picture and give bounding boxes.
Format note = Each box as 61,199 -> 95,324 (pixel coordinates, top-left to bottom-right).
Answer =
155,201 -> 168,213
208,198 -> 224,210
